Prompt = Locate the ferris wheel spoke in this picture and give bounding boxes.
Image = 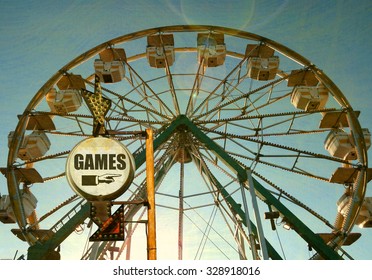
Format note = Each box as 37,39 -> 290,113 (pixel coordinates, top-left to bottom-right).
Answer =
193,72 -> 292,121
226,149 -> 330,182
195,107 -> 338,126
123,61 -> 176,118
189,55 -> 249,118
18,150 -> 70,167
203,118 -> 331,139
162,44 -> 181,115
201,126 -> 355,166
25,111 -> 93,136
185,57 -> 207,115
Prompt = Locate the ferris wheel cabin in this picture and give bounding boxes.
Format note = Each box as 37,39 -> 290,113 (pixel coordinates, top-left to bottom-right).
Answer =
338,195 -> 372,228
8,131 -> 51,161
146,34 -> 175,68
246,44 -> 279,81
0,191 -> 37,224
197,33 -> 226,67
94,48 -> 126,83
46,74 -> 85,114
324,128 -> 371,160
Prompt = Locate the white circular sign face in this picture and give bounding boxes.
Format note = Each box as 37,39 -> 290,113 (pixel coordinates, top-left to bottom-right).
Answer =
66,137 -> 135,201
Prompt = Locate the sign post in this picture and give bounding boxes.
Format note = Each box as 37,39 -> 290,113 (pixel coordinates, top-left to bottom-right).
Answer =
146,128 -> 157,260
65,136 -> 135,242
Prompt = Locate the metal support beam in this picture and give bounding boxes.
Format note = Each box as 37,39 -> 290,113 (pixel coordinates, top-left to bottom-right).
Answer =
146,128 -> 157,260
27,203 -> 90,260
191,150 -> 281,259
178,160 -> 184,260
239,180 -> 259,259
89,242 -> 100,260
246,169 -> 269,260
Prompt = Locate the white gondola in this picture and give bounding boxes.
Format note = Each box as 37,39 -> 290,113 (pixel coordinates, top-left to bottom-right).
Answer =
94,48 -> 126,83
197,33 -> 226,67
357,197 -> 372,228
291,85 -> 329,111
324,128 -> 370,160
46,74 -> 85,114
46,88 -> 82,114
338,195 -> 372,228
0,195 -> 14,223
8,131 -> 51,161
247,56 -> 279,81
0,192 -> 37,224
246,44 -> 279,81
146,34 -> 175,68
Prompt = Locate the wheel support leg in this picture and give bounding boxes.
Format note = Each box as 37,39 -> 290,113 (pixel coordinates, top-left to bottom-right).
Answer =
246,169 -> 269,260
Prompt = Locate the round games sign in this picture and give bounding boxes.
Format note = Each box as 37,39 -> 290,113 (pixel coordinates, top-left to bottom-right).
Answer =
66,137 -> 135,201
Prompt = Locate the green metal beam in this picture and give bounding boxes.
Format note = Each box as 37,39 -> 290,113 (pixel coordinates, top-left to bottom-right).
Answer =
177,116 -> 248,182
193,155 -> 282,259
134,116 -> 186,169
27,203 -> 90,260
179,115 -> 342,260
250,176 -> 342,259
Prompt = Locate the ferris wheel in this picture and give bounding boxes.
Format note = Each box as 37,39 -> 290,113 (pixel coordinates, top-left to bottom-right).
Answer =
1,25 -> 371,260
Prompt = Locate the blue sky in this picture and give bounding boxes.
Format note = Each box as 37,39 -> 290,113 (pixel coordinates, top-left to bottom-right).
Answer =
0,0 -> 371,260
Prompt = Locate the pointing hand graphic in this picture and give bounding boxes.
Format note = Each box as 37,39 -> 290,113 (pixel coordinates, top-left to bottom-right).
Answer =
81,174 -> 122,186
98,174 -> 122,184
